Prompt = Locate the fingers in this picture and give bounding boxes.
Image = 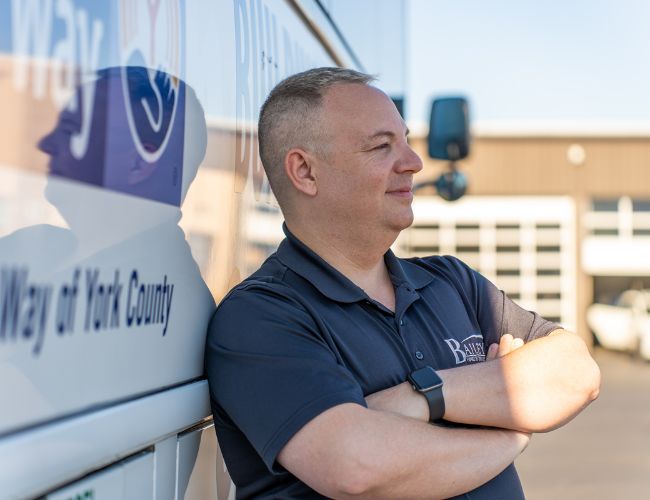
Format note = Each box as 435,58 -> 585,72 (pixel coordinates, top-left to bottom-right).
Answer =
486,334 -> 525,360
499,334 -> 514,355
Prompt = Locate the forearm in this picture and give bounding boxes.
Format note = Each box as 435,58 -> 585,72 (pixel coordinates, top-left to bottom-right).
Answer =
368,330 -> 601,432
346,410 -> 529,500
442,330 -> 600,432
280,403 -> 529,499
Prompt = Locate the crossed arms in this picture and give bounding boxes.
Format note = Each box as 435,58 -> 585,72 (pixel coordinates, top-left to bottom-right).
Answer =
277,329 -> 600,499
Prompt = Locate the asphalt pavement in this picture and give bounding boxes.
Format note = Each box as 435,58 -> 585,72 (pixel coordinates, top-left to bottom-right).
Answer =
516,347 -> 650,499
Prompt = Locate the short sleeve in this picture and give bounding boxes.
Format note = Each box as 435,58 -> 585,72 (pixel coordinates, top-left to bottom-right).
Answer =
205,281 -> 366,473
438,256 -> 561,345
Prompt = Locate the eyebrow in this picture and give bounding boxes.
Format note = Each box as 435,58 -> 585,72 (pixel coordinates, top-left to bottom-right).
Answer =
361,126 -> 410,148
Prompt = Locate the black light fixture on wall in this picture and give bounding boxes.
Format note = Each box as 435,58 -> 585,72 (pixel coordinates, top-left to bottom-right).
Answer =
415,96 -> 470,201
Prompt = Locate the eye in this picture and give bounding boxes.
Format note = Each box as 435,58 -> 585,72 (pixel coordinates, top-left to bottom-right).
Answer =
374,143 -> 390,150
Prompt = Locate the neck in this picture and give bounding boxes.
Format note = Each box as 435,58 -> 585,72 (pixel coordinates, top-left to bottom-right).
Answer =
286,219 -> 398,309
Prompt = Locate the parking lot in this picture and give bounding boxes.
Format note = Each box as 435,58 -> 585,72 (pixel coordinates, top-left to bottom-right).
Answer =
517,347 -> 650,499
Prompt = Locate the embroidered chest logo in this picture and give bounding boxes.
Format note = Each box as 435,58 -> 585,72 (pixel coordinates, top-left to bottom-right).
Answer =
444,334 -> 486,364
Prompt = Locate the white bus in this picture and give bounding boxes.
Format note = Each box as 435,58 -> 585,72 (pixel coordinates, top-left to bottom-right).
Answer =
0,1 -> 376,497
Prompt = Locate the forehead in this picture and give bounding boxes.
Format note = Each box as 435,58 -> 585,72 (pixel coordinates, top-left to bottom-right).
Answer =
320,83 -> 404,140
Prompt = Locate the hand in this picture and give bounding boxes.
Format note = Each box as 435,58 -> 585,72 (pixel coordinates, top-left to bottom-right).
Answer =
486,335 -> 533,443
486,333 -> 525,360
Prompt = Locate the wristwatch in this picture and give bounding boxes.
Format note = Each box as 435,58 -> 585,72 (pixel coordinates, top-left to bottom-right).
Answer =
408,366 -> 445,422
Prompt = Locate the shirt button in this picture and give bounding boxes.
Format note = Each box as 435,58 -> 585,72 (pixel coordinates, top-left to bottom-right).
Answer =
415,351 -> 424,360
399,319 -> 404,326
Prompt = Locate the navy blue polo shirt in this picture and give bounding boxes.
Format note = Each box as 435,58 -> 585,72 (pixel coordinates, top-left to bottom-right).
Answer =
205,225 -> 559,499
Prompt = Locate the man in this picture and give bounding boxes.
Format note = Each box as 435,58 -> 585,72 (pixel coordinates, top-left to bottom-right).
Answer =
205,67 -> 600,499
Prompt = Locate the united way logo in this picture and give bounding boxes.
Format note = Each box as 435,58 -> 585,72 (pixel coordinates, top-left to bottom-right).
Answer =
444,334 -> 486,365
118,0 -> 183,163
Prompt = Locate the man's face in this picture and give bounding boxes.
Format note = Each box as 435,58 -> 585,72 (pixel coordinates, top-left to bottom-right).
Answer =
37,82 -> 108,190
313,83 -> 423,236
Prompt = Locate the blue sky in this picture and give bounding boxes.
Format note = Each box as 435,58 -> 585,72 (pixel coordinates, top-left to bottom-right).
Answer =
4,0 -> 649,130
405,0 -> 650,128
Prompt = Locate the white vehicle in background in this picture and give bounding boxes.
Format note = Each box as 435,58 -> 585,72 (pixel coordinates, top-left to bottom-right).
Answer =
587,289 -> 650,360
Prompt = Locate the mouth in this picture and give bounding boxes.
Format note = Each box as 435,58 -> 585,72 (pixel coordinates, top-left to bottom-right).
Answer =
386,187 -> 414,199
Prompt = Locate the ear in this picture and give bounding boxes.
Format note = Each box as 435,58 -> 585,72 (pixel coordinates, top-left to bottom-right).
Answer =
284,147 -> 318,196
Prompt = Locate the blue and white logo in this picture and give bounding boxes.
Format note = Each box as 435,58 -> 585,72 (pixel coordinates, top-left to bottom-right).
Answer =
444,334 -> 486,364
118,0 -> 183,163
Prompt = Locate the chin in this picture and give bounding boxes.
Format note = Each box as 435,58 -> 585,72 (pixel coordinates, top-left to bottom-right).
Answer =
387,213 -> 415,233
399,207 -> 415,227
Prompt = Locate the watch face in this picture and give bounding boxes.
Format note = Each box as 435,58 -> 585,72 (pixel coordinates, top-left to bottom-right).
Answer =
410,366 -> 443,391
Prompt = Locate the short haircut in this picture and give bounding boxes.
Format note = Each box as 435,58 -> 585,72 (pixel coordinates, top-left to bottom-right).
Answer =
258,66 -> 375,208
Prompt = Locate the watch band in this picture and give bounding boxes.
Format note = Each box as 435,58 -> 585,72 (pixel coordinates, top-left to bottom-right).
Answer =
421,384 -> 445,421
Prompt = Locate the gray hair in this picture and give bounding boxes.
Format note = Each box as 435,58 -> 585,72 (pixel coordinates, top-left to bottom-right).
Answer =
258,66 -> 375,208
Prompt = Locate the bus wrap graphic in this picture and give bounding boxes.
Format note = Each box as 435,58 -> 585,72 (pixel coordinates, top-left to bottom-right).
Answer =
119,0 -> 183,163
115,0 -> 186,206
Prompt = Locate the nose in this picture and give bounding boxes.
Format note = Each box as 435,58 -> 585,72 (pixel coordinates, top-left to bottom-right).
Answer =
396,141 -> 424,174
37,129 -> 58,155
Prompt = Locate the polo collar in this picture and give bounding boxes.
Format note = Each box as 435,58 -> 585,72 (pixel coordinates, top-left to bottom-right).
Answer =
276,224 -> 435,303
385,249 -> 436,291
